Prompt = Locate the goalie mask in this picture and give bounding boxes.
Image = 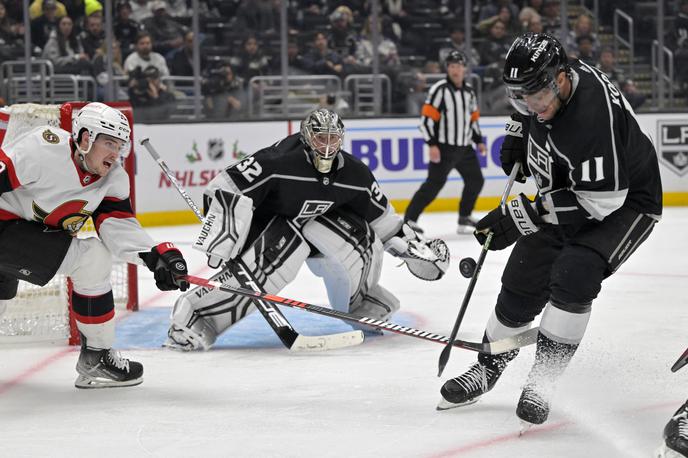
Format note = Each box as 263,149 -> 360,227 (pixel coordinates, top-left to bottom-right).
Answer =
72,102 -> 131,158
300,108 -> 344,173
502,33 -> 569,117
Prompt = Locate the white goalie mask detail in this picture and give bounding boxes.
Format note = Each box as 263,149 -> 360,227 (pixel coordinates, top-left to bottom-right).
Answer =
72,102 -> 132,158
300,108 -> 345,173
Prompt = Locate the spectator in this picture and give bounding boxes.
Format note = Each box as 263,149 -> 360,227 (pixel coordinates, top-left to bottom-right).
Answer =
41,15 -> 92,74
566,13 -> 599,58
519,0 -> 543,26
478,5 -> 519,39
92,39 -> 128,100
671,0 -> 688,91
30,0 -> 60,49
123,31 -> 170,78
318,92 -> 350,116
439,25 -> 480,68
478,0 -> 519,24
423,60 -> 441,74
229,34 -> 271,85
525,13 -> 543,33
114,0 -> 141,59
596,47 -> 624,88
405,71 -> 427,115
202,63 -> 246,120
285,39 -> 309,75
302,31 -> 345,77
574,35 -> 596,65
355,16 -> 399,68
540,0 -> 561,37
165,0 -> 187,18
0,0 -> 25,60
143,0 -> 185,56
83,0 -> 102,18
478,19 -> 511,66
621,79 -> 646,110
327,5 -> 357,63
128,64 -> 176,122
167,30 -> 194,76
78,12 -> 103,59
382,0 -> 407,42
129,0 -> 151,22
28,0 -> 66,19
235,0 -> 278,34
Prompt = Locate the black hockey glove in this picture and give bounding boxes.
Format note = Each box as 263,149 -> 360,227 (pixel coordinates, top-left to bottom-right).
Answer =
140,243 -> 190,291
500,113 -> 530,183
474,194 -> 543,250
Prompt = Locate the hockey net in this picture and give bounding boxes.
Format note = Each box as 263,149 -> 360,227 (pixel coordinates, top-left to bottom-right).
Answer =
0,102 -> 139,345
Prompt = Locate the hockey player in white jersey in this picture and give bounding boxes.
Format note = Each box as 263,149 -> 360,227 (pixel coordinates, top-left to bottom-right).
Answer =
0,102 -> 189,388
165,108 -> 450,351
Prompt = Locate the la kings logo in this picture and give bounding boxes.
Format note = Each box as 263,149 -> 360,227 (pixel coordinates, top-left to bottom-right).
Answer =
294,200 -> 334,225
527,135 -> 553,192
657,120 -> 688,176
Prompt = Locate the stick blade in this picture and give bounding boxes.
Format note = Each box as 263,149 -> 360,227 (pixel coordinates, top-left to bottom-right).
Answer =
671,347 -> 688,373
289,331 -> 364,352
437,345 -> 452,377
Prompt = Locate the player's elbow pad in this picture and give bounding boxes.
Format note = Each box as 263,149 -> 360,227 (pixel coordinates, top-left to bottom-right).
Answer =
193,189 -> 253,267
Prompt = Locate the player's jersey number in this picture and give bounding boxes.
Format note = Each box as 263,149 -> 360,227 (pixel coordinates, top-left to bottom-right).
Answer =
235,157 -> 263,183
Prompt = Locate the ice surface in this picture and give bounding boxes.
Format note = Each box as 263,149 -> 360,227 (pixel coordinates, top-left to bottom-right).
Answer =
0,209 -> 686,458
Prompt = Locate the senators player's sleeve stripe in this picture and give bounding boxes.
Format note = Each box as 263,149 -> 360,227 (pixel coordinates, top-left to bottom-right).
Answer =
0,148 -> 21,192
92,197 -> 135,232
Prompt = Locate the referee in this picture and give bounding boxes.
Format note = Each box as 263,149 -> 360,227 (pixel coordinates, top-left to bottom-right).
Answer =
404,50 -> 487,234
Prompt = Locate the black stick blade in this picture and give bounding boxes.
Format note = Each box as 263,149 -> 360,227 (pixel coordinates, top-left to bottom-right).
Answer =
671,347 -> 688,373
438,344 -> 452,377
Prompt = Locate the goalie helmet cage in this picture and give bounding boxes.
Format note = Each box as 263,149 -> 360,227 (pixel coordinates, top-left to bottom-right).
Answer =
0,102 -> 139,346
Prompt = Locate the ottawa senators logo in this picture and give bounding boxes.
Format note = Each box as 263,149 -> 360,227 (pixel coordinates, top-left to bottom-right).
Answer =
42,129 -> 59,144
32,200 -> 92,233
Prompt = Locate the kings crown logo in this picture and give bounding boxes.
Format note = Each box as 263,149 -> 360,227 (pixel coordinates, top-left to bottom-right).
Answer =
657,120 -> 688,176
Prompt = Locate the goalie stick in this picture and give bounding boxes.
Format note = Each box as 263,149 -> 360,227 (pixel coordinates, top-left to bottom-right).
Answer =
671,347 -> 688,373
184,274 -> 540,354
140,138 -> 364,352
437,163 -> 522,377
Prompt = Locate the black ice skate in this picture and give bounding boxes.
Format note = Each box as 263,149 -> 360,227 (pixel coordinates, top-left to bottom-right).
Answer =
437,362 -> 502,410
656,400 -> 688,458
516,385 -> 550,433
457,216 -> 479,235
75,346 -> 143,389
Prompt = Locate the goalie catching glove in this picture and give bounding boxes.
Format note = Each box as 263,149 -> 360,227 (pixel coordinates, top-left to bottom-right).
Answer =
384,223 -> 450,281
139,243 -> 189,291
193,189 -> 253,268
474,193 -> 543,250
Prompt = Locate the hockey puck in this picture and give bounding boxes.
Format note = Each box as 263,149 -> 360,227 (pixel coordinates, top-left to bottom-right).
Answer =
459,257 -> 477,278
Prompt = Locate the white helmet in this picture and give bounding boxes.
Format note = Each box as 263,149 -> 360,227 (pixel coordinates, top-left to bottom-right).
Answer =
72,102 -> 131,157
300,108 -> 344,173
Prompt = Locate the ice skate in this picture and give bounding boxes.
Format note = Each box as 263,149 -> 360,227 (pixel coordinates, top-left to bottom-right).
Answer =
75,346 -> 143,389
437,362 -> 502,410
457,216 -> 478,235
656,400 -> 688,458
405,220 -> 425,235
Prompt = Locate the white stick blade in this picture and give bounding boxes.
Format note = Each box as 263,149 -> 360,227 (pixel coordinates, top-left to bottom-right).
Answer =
290,331 -> 365,352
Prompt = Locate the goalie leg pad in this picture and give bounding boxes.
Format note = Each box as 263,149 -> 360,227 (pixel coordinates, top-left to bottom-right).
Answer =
349,283 -> 400,321
303,210 -> 382,313
168,217 -> 310,350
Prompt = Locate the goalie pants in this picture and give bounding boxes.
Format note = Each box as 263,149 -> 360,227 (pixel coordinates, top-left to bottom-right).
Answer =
405,144 -> 484,222
0,219 -> 118,348
491,206 -> 657,340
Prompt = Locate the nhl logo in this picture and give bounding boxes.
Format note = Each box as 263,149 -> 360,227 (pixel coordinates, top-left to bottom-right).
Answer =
657,120 -> 688,176
207,139 -> 225,161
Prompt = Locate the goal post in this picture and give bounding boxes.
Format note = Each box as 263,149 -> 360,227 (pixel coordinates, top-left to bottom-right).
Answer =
0,102 -> 139,345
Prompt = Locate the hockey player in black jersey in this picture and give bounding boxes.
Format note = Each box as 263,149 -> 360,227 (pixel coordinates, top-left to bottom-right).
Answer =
164,108 -> 450,350
438,33 -> 663,427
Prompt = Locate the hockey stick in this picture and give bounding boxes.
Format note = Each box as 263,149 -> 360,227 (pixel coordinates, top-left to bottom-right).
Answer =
671,347 -> 688,373
437,163 -> 522,377
140,138 -> 364,351
184,274 -> 539,354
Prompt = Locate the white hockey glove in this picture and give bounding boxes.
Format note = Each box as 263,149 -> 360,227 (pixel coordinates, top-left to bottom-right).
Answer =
193,189 -> 253,268
384,224 -> 450,281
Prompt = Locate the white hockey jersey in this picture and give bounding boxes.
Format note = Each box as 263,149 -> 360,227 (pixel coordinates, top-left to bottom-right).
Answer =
0,126 -> 154,265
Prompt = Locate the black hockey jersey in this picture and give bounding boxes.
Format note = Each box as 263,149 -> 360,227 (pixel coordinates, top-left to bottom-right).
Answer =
523,60 -> 663,225
205,133 -> 401,241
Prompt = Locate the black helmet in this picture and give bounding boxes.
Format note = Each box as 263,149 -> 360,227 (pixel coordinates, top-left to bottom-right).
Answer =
502,33 -> 568,114
445,49 -> 466,66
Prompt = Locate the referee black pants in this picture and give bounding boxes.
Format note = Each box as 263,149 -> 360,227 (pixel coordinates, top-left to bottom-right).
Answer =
404,144 -> 484,223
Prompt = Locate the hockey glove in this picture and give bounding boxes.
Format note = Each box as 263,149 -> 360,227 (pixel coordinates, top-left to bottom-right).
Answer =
194,189 -> 253,269
500,114 -> 530,183
384,224 -> 450,281
474,193 -> 542,250
140,243 -> 189,291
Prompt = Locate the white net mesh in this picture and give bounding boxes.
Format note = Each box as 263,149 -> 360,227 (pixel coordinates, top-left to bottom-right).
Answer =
0,103 -> 135,344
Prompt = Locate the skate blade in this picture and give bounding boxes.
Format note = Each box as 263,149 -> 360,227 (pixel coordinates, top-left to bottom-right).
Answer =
436,396 -> 479,411
75,374 -> 143,389
518,420 -> 534,436
456,226 -> 475,235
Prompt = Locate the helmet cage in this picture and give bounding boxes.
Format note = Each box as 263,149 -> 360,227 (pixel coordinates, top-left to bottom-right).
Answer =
72,102 -> 131,158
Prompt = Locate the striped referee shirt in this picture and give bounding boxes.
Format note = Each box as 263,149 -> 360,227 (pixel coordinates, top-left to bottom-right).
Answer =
420,78 -> 482,147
